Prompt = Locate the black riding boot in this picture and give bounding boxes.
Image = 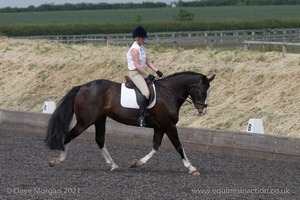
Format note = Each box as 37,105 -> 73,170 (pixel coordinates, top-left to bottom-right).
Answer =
138,95 -> 149,127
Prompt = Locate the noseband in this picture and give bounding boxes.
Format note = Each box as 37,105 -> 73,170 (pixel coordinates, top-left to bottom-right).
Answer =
192,88 -> 208,109
188,78 -> 209,110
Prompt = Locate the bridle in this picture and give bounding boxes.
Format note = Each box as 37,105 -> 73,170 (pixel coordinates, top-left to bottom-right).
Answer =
192,87 -> 208,110
188,80 -> 208,110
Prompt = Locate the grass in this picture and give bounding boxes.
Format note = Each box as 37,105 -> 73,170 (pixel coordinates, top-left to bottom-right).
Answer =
1,38 -> 300,137
1,5 -> 300,25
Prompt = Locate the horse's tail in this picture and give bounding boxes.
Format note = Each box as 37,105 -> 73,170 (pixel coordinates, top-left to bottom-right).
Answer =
44,86 -> 81,151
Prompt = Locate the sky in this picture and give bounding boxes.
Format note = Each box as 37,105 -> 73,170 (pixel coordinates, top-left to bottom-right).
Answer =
0,0 -> 175,8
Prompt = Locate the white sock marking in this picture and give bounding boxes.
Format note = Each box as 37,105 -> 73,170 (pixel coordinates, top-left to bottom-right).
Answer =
139,149 -> 157,164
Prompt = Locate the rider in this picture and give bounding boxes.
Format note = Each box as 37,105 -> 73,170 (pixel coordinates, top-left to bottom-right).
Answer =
126,26 -> 164,127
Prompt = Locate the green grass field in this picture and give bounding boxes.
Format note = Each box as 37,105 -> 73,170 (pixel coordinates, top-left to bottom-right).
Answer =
1,5 -> 300,25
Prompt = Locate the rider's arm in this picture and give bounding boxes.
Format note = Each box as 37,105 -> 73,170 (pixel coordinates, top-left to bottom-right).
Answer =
131,48 -> 149,77
146,57 -> 159,73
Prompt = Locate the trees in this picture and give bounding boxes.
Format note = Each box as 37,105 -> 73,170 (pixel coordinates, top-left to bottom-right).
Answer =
176,0 -> 300,7
2,1 -> 300,13
0,2 -> 168,13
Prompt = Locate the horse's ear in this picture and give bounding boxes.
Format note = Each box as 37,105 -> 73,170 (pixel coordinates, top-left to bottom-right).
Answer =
208,74 -> 215,82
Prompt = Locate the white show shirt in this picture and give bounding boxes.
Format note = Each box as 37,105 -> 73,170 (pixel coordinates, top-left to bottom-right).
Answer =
126,41 -> 147,70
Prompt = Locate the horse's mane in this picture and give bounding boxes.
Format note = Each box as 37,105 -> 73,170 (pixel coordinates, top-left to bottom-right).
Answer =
159,71 -> 204,81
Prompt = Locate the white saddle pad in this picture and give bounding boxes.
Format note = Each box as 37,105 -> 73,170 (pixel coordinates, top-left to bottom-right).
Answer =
120,83 -> 156,109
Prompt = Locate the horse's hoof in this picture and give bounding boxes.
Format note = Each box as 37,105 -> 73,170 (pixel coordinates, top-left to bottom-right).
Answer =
49,159 -> 56,167
191,170 -> 201,176
130,159 -> 139,168
110,165 -> 119,172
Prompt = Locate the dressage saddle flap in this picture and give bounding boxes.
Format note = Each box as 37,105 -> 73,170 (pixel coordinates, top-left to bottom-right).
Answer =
124,76 -> 155,105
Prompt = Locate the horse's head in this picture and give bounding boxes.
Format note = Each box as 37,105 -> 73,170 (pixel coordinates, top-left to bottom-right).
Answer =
189,74 -> 215,116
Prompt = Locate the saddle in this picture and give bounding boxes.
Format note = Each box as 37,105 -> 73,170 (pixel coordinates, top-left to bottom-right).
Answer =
124,76 -> 155,106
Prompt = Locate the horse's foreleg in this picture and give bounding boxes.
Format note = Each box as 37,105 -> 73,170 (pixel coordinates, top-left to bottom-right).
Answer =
179,147 -> 200,176
101,144 -> 119,171
49,143 -> 70,167
166,127 -> 200,176
130,128 -> 163,168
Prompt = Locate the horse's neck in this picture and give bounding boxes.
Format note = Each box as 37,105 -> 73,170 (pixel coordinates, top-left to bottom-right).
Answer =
160,78 -> 191,101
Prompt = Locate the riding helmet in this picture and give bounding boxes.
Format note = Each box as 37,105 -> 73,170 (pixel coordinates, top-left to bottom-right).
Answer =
132,26 -> 148,38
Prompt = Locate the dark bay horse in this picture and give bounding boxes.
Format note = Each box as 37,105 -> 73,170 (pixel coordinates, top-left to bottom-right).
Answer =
45,71 -> 215,176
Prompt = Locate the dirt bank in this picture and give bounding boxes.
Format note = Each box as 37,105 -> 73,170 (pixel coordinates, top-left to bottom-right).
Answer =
1,38 -> 299,137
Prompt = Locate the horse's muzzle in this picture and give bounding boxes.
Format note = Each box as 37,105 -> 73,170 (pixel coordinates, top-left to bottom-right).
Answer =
194,102 -> 208,116
195,107 -> 207,116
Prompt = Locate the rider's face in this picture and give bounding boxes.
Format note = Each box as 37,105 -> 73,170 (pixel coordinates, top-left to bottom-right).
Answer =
136,37 -> 145,45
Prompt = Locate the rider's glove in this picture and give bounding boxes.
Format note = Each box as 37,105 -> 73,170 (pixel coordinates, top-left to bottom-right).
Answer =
147,74 -> 155,81
156,70 -> 164,78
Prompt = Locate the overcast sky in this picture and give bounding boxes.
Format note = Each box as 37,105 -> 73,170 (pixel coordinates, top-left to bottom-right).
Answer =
0,0 -> 175,8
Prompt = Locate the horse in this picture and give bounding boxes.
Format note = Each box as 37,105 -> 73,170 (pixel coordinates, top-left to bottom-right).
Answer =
45,71 -> 215,176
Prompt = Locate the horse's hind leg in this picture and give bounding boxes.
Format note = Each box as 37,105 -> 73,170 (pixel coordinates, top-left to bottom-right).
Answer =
49,124 -> 86,167
130,128 -> 164,168
166,126 -> 200,176
49,143 -> 70,167
95,116 -> 118,171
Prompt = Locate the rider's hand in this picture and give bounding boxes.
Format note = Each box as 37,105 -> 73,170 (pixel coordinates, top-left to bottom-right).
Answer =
156,70 -> 164,78
147,74 -> 155,81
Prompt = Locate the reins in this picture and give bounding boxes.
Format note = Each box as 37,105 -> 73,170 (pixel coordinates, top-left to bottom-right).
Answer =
154,76 -> 194,104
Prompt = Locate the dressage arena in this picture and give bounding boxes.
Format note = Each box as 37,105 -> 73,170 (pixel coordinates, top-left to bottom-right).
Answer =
0,111 -> 300,199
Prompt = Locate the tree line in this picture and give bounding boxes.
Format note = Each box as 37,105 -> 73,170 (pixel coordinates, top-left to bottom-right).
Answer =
1,0 -> 300,13
2,18 -> 300,36
0,2 -> 167,13
177,0 -> 300,7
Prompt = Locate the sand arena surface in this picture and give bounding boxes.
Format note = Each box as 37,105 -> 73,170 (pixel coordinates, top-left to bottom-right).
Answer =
0,129 -> 299,199
1,38 -> 300,137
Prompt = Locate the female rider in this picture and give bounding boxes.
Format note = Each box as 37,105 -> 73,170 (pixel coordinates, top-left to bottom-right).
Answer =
126,26 -> 164,126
